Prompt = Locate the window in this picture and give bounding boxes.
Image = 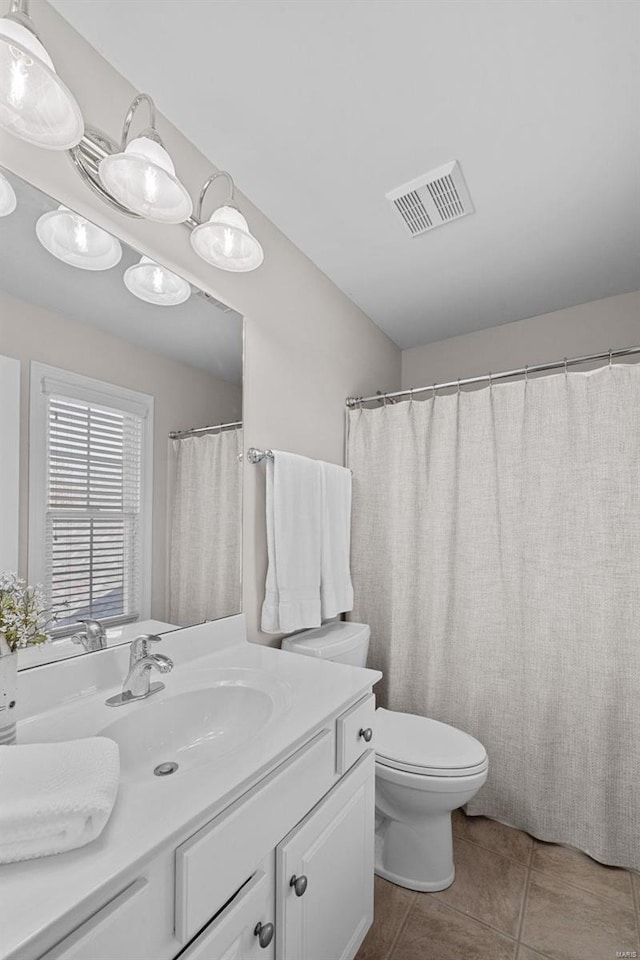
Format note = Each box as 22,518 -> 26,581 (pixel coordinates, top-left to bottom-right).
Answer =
29,364 -> 153,635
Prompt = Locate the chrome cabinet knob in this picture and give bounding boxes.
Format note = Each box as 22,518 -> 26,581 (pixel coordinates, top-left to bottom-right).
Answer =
290,874 -> 308,897
254,921 -> 274,948
359,727 -> 373,742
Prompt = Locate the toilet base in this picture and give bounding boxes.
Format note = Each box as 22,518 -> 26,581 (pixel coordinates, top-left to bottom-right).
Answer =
374,813 -> 456,892
375,858 -> 455,893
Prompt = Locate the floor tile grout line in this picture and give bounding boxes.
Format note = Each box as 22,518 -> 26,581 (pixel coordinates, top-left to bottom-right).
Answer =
517,938 -> 556,960
515,839 -> 535,945
456,826 -> 638,914
454,836 -> 533,870
455,824 -> 637,892
527,865 -> 637,915
384,892 -> 417,960
451,829 -> 535,868
426,892 -> 521,944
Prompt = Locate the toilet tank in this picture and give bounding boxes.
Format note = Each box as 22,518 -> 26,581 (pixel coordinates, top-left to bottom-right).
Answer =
281,622 -> 370,666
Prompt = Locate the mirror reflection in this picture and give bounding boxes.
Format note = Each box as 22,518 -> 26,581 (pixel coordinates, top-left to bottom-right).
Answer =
0,169 -> 243,670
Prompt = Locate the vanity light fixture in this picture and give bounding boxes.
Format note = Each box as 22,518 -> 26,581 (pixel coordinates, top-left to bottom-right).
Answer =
0,171 -> 17,216
124,255 -> 191,306
93,94 -> 192,223
35,205 -> 123,270
190,172 -> 264,272
0,0 -> 83,150
0,2 -> 264,270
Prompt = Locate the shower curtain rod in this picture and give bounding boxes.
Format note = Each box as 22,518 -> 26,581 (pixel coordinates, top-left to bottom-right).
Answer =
169,420 -> 242,440
345,345 -> 640,408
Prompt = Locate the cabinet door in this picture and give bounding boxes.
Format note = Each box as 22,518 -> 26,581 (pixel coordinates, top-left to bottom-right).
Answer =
178,856 -> 275,960
41,879 -> 151,960
276,751 -> 375,960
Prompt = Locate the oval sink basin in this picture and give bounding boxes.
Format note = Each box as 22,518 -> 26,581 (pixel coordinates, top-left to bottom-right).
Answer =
100,677 -> 284,781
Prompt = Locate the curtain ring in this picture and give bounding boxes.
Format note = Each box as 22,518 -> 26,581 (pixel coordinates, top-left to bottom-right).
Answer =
564,357 -> 568,378
457,378 -> 461,396
488,371 -> 493,391
608,348 -> 613,369
431,383 -> 437,401
409,386 -> 415,405
524,364 -> 529,384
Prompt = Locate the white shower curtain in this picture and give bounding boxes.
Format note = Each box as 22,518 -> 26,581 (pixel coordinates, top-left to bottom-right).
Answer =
169,428 -> 242,626
348,363 -> 639,870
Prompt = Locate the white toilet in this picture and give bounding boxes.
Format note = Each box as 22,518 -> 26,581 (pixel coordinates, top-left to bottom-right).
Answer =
282,622 -> 488,892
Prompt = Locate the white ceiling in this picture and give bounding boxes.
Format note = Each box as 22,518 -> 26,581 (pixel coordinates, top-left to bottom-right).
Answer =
51,0 -> 640,349
0,171 -> 243,383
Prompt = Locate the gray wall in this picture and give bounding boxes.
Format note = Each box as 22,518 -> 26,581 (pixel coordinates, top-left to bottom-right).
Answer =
0,0 -> 401,644
402,292 -> 640,389
1,293 -> 241,621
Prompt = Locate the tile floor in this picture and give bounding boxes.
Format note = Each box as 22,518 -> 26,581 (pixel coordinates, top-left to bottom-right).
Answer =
356,810 -> 640,960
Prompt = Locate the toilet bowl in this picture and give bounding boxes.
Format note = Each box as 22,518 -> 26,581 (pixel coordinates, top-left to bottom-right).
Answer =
374,707 -> 488,891
281,622 -> 488,892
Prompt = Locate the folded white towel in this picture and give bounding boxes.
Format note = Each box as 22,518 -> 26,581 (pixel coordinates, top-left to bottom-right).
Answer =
0,737 -> 120,864
261,451 -> 323,634
320,461 -> 354,619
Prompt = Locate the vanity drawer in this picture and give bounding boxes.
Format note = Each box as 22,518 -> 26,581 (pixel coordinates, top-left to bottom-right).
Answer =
41,878 -> 150,960
178,858 -> 274,960
336,694 -> 376,775
175,729 -> 333,944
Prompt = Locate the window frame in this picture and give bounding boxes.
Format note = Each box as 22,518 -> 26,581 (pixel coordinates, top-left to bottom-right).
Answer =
0,355 -> 20,574
28,362 -> 154,640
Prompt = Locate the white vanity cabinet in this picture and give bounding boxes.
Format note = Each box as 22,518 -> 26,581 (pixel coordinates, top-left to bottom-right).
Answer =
179,752 -> 374,960
276,752 -> 375,960
32,692 -> 377,960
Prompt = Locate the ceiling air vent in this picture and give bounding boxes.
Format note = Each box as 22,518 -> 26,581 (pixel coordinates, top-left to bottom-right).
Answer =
386,161 -> 474,237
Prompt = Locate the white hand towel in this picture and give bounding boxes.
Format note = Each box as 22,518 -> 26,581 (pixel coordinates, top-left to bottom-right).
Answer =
261,451 -> 322,634
320,461 -> 354,619
0,737 -> 120,864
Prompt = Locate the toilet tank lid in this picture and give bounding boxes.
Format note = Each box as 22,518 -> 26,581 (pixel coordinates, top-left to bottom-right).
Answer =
281,622 -> 370,658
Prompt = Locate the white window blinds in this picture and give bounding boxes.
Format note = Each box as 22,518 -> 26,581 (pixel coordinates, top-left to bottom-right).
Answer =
44,394 -> 144,628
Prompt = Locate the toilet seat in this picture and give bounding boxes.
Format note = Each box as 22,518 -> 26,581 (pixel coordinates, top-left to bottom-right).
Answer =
376,754 -> 488,777
375,708 -> 487,778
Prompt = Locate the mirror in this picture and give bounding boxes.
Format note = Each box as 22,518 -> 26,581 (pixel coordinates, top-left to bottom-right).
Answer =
0,169 -> 243,669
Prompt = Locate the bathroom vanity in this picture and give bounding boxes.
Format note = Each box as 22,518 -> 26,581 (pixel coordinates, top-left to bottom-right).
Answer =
0,616 -> 381,960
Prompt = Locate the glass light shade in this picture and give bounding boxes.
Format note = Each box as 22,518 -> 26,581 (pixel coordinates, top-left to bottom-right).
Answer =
124,256 -> 191,306
0,171 -> 17,216
190,205 -> 264,272
99,137 -> 193,223
0,18 -> 83,149
36,206 -> 122,270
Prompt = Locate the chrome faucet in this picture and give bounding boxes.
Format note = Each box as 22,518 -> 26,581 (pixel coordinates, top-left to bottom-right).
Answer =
71,619 -> 107,652
106,634 -> 173,707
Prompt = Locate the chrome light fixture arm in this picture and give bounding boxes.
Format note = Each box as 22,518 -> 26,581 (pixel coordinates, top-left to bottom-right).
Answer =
195,171 -> 237,223
6,0 -> 36,34
69,126 -> 141,218
120,93 -> 160,149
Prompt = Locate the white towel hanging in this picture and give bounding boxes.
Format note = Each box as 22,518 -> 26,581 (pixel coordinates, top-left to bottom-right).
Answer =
261,451 -> 323,633
320,460 -> 354,619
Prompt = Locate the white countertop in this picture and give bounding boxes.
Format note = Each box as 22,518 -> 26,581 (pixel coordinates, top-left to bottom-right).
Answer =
0,616 -> 381,960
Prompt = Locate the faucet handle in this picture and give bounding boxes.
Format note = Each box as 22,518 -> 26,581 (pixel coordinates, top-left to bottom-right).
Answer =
129,633 -> 163,667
